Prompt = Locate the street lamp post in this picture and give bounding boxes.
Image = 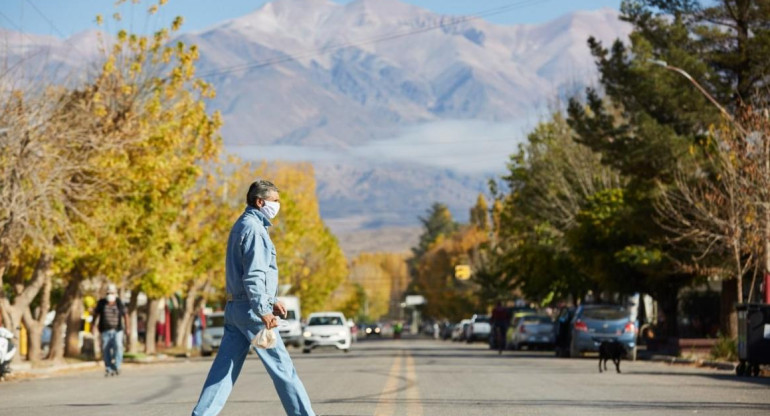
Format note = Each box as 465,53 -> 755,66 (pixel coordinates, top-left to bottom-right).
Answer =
649,58 -> 765,303
647,59 -> 748,136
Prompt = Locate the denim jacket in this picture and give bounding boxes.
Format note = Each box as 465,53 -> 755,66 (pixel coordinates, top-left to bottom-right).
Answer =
225,206 -> 278,317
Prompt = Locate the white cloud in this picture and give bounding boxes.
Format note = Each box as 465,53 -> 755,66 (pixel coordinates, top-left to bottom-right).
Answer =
352,119 -> 534,174
227,118 -> 537,174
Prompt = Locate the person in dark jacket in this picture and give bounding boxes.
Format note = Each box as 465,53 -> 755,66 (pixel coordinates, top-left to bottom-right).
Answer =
92,284 -> 128,376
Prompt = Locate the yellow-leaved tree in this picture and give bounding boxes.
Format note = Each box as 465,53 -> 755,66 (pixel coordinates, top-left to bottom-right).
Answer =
413,226 -> 489,320
347,253 -> 409,321
56,6 -> 222,355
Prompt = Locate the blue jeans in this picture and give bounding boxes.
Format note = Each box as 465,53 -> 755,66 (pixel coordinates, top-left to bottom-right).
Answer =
192,301 -> 315,416
101,329 -> 123,372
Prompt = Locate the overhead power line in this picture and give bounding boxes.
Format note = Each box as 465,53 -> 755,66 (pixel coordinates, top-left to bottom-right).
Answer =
197,0 -> 552,79
24,0 -> 67,39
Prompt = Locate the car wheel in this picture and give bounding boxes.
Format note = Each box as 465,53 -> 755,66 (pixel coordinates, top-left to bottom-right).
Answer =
302,349 -> 311,354
201,351 -> 212,357
736,361 -> 746,376
629,346 -> 637,362
343,348 -> 350,353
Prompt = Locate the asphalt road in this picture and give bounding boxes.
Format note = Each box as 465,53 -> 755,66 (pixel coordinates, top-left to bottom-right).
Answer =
1,338 -> 769,416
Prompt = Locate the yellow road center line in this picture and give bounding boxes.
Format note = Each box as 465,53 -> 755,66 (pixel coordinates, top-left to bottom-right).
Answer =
374,350 -> 404,416
405,352 -> 423,416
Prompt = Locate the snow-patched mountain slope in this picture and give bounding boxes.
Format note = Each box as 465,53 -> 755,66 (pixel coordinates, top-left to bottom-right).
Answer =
0,0 -> 631,235
177,0 -> 630,146
0,0 -> 629,147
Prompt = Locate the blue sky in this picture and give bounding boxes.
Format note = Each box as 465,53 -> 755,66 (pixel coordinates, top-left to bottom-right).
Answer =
0,0 -> 622,38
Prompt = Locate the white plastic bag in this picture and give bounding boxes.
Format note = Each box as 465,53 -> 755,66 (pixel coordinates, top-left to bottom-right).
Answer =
252,328 -> 277,349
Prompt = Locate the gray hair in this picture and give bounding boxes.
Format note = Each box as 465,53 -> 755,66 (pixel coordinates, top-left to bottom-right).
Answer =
246,179 -> 279,207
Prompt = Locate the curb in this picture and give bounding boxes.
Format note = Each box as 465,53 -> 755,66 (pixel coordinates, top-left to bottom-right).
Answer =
123,353 -> 174,364
13,361 -> 101,377
8,354 -> 186,379
644,354 -> 736,371
701,360 -> 737,371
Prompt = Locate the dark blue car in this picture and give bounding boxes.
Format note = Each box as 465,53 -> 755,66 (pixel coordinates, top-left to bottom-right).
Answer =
568,304 -> 637,361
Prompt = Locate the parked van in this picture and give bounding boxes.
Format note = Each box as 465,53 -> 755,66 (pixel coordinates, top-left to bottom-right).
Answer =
277,296 -> 302,348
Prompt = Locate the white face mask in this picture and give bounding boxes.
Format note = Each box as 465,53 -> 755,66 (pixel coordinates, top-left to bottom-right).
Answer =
107,294 -> 117,303
260,200 -> 280,219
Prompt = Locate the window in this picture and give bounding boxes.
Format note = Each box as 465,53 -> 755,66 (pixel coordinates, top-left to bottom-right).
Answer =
206,315 -> 225,327
522,316 -> 552,325
582,307 -> 628,320
309,316 -> 343,326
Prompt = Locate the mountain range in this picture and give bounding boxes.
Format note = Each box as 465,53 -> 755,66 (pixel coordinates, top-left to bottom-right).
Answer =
0,0 -> 631,254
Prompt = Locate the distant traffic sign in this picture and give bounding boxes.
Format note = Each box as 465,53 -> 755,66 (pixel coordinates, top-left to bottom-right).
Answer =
405,295 -> 426,306
455,265 -> 471,280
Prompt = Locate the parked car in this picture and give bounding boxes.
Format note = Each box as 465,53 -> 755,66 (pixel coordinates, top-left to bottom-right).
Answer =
568,304 -> 637,360
277,296 -> 303,348
302,312 -> 351,354
554,307 -> 576,357
508,315 -> 555,350
452,319 -> 471,341
505,310 -> 536,349
201,312 -> 225,357
465,314 -> 491,343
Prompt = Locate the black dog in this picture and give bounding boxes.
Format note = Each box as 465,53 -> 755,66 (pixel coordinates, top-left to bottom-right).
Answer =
598,340 -> 625,373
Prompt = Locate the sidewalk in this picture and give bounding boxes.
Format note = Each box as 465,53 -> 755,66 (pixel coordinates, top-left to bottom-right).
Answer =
7,353 -> 181,380
640,351 -> 737,371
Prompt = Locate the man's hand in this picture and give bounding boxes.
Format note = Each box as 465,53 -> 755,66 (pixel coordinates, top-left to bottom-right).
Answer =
273,301 -> 287,319
261,313 -> 278,329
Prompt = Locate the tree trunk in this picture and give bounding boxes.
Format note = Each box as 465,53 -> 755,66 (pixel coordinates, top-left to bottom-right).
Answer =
145,298 -> 160,355
175,296 -> 196,348
127,288 -> 139,354
174,279 -> 209,348
21,272 -> 51,362
658,287 -> 679,338
23,313 -> 44,362
48,276 -> 81,361
1,252 -> 53,359
64,293 -> 83,357
720,278 -> 739,338
0,250 -> 12,329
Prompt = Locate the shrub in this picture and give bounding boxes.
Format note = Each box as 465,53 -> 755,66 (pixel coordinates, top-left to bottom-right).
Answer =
710,334 -> 737,362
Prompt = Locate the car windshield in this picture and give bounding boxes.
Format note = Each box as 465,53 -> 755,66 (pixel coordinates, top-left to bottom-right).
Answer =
309,316 -> 343,326
582,307 -> 628,320
523,316 -> 552,325
474,316 -> 490,323
206,315 -> 225,327
285,310 -> 296,320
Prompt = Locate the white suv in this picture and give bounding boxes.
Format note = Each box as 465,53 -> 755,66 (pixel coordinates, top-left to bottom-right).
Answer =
302,312 -> 351,354
465,314 -> 491,343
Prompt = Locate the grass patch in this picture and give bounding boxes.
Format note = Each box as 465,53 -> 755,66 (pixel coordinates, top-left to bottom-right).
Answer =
123,352 -> 148,360
710,334 -> 737,362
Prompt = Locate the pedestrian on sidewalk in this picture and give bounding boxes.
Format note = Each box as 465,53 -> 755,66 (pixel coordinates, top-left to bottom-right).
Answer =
92,284 -> 128,376
191,180 -> 315,416
491,301 -> 510,354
